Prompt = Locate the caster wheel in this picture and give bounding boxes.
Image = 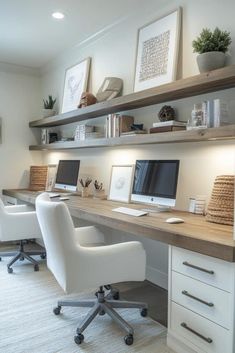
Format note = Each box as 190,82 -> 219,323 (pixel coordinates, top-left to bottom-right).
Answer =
7,267 -> 13,274
40,253 -> 46,259
140,308 -> 148,317
53,306 -> 61,315
34,264 -> 39,272
99,309 -> 105,316
112,292 -> 120,300
124,334 -> 133,345
74,333 -> 84,345
20,256 -> 24,261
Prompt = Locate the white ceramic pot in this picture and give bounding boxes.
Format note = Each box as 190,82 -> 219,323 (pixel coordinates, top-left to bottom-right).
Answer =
42,109 -> 56,118
196,51 -> 226,73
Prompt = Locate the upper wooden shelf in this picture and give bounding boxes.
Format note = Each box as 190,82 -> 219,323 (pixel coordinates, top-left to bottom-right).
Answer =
29,124 -> 235,151
29,65 -> 235,128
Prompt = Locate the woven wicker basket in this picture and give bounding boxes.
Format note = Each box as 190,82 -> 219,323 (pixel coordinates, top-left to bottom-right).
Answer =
29,166 -> 48,191
206,175 -> 234,226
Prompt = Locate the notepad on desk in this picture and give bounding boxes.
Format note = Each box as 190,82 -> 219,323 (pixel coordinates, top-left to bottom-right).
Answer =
112,207 -> 148,217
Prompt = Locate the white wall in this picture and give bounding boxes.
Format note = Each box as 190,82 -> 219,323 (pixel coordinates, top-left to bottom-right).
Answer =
0,63 -> 42,192
39,0 -> 235,288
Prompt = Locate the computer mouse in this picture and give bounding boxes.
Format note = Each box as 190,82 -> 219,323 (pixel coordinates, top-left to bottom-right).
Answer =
166,217 -> 184,224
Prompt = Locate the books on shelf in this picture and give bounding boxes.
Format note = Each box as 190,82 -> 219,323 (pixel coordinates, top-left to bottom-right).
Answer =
152,120 -> 187,128
105,114 -> 134,138
203,99 -> 229,128
120,130 -> 147,136
150,126 -> 186,133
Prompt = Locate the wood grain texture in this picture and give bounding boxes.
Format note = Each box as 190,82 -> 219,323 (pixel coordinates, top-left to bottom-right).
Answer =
29,124 -> 235,151
29,65 -> 235,128
3,189 -> 234,262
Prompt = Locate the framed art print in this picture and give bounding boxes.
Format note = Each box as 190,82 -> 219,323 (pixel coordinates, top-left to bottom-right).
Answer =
108,165 -> 134,203
134,9 -> 181,92
61,57 -> 91,113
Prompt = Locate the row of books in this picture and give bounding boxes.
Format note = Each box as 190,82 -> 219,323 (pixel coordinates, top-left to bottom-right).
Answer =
204,99 -> 229,128
105,114 -> 134,138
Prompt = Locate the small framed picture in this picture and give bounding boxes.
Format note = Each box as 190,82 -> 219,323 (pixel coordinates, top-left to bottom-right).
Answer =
134,8 -> 181,92
61,57 -> 91,114
108,165 -> 134,203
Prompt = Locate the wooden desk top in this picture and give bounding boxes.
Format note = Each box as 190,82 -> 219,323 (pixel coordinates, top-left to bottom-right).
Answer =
3,189 -> 235,262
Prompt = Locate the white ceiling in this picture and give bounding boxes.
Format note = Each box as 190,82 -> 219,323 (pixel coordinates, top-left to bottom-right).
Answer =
0,0 -> 150,69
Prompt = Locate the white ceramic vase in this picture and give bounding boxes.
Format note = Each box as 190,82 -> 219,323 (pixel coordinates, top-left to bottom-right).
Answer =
42,109 -> 56,118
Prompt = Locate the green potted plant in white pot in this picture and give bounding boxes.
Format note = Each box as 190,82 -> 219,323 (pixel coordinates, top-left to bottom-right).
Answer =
192,27 -> 232,73
43,95 -> 57,118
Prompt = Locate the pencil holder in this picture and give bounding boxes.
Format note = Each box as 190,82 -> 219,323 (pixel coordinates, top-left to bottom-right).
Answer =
81,187 -> 89,198
93,189 -> 106,199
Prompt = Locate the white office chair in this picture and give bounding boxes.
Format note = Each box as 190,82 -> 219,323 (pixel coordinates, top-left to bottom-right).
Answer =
0,198 -> 45,273
36,193 -> 147,346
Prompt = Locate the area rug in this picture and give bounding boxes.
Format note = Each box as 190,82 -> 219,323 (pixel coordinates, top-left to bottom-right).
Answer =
0,258 -> 175,353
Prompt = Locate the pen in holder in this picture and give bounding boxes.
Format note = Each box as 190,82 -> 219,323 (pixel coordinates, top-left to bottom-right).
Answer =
79,178 -> 92,198
93,180 -> 106,199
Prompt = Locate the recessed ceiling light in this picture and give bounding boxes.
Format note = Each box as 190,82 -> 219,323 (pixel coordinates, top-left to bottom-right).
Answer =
52,12 -> 65,20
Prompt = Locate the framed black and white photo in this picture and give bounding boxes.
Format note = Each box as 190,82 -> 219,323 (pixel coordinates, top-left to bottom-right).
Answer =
134,9 -> 181,92
61,57 -> 91,114
108,165 -> 134,203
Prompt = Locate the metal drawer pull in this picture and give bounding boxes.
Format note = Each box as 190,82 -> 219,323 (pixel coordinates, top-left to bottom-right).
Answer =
182,290 -> 214,307
182,261 -> 214,275
181,322 -> 213,344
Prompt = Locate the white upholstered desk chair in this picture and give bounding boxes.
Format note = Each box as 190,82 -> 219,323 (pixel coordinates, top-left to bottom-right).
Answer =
36,193 -> 147,346
0,198 -> 45,273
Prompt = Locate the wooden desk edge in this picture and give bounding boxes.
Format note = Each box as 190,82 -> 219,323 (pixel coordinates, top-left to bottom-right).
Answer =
3,189 -> 235,262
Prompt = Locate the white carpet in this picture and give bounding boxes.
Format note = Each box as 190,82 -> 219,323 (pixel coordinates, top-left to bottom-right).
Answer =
0,258 -> 176,353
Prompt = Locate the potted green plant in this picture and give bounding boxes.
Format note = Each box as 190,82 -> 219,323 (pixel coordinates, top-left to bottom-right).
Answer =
43,95 -> 57,117
192,27 -> 232,73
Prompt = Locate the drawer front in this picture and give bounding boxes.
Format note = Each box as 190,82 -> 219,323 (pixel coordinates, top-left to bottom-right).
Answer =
172,246 -> 233,292
171,302 -> 231,353
171,271 -> 232,329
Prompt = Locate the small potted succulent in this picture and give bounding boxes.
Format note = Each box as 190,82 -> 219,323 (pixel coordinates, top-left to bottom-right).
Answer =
192,27 -> 232,73
43,95 -> 56,118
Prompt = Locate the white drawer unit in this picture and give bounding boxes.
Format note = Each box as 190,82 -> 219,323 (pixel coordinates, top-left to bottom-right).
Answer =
171,271 -> 232,329
168,246 -> 235,353
171,302 -> 231,353
171,246 -> 234,292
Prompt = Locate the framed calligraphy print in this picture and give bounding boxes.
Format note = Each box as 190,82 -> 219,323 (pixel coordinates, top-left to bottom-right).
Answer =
134,9 -> 181,92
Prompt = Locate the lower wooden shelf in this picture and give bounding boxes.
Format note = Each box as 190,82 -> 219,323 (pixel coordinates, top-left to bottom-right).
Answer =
29,124 -> 235,151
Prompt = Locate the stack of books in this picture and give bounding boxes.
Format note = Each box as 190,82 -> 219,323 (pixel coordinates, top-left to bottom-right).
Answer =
106,114 -> 134,138
150,120 -> 187,133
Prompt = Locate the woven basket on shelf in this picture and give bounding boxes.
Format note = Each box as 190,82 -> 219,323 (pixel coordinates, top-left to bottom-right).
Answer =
29,166 -> 48,191
206,175 -> 234,226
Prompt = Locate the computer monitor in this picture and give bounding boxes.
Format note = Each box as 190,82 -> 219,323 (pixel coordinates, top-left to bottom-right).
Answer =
54,160 -> 80,192
131,160 -> 180,209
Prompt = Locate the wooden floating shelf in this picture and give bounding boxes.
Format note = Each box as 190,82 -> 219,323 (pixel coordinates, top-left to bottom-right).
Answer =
29,125 -> 235,151
29,65 -> 235,128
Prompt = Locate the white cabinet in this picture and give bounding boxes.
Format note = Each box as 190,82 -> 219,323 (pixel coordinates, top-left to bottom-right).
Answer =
167,246 -> 235,353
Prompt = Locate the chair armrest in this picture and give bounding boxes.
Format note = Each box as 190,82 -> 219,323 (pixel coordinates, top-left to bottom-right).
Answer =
5,204 -> 34,213
74,226 -> 105,247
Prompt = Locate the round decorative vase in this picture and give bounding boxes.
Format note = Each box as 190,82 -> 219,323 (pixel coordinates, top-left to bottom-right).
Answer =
196,51 -> 226,73
42,109 -> 56,118
93,189 -> 106,200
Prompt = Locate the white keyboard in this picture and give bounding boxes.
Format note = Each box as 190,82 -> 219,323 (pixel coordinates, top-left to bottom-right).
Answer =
112,207 -> 148,217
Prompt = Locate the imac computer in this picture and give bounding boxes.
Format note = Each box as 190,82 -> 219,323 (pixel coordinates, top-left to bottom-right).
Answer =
54,160 -> 80,192
131,160 -> 180,211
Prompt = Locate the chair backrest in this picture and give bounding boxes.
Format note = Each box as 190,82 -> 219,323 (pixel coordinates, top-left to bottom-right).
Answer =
0,198 -> 6,240
36,193 -> 79,292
